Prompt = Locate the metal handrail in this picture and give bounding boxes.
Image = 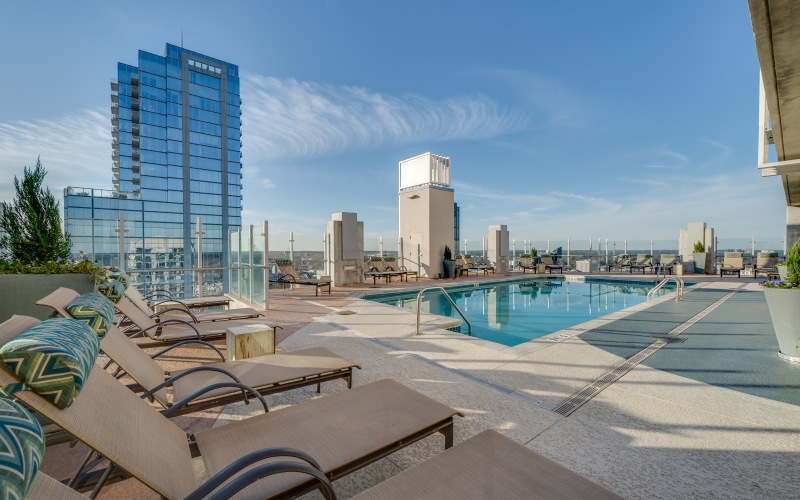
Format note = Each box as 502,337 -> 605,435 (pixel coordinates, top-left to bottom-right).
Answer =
415,287 -> 473,336
647,277 -> 684,301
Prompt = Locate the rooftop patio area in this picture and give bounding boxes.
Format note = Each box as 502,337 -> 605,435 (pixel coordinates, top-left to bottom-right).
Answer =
35,271 -> 799,499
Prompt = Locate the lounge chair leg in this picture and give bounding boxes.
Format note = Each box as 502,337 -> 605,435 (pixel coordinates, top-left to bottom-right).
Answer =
347,373 -> 353,389
441,421 -> 454,449
316,383 -> 321,393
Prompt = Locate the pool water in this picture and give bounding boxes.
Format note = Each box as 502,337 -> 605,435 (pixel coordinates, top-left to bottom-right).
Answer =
365,278 -> 675,347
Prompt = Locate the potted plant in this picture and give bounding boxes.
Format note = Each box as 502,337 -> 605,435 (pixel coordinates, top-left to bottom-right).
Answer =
0,159 -> 101,321
692,240 -> 710,274
530,247 -> 539,263
442,245 -> 457,279
761,238 -> 800,362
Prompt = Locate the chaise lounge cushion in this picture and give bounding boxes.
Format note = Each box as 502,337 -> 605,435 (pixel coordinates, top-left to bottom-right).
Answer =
0,318 -> 99,409
66,292 -> 116,336
0,397 -> 45,500
109,270 -> 131,289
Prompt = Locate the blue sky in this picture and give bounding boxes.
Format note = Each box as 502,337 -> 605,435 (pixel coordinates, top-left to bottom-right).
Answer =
0,1 -> 786,251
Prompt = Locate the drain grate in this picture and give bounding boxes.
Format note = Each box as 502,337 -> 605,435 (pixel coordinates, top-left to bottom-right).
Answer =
554,341 -> 665,416
553,284 -> 746,417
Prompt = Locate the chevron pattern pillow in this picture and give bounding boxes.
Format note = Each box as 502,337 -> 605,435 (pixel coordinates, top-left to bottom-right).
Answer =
0,397 -> 44,500
109,270 -> 130,289
97,279 -> 125,304
0,318 -> 99,409
65,293 -> 115,337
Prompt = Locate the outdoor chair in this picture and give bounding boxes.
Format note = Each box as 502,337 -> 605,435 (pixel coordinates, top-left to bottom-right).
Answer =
458,255 -> 495,275
124,286 -> 263,323
11,313 -> 361,418
541,254 -> 564,274
351,429 -> 623,500
274,259 -> 332,296
0,315 -> 462,499
518,255 -> 538,273
38,287 -> 281,344
753,251 -> 779,279
719,252 -> 745,277
383,256 -> 419,281
629,254 -> 654,274
608,254 -> 632,272
369,257 -> 407,282
128,285 -> 234,310
363,259 -> 394,285
656,254 -> 678,275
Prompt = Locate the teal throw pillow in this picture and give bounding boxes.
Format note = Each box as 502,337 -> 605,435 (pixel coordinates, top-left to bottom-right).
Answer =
97,279 -> 126,304
0,318 -> 99,409
109,271 -> 130,289
0,397 -> 45,500
65,292 -> 115,337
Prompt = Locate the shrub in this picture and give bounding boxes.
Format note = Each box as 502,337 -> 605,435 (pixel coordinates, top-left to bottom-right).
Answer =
530,247 -> 538,258
692,241 -> 706,253
443,245 -> 453,261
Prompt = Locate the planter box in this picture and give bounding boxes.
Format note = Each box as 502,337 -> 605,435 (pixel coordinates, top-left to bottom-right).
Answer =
675,262 -> 694,276
778,266 -> 788,281
0,274 -> 95,323
575,260 -> 597,273
692,252 -> 711,274
763,287 -> 800,362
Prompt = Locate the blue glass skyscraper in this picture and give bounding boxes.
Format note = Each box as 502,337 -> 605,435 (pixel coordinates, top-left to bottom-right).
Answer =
65,43 -> 242,294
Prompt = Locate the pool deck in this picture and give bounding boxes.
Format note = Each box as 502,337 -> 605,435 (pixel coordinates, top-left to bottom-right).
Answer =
41,271 -> 800,499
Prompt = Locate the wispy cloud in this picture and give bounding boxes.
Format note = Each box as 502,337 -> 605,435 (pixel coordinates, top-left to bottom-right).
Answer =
0,109 -> 110,200
241,75 -> 527,160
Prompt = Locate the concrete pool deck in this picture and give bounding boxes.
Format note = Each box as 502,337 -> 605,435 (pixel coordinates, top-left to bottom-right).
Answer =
38,272 -> 799,498
221,275 -> 799,499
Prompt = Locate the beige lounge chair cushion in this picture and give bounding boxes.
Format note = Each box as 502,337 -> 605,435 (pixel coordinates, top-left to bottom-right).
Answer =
352,430 -> 623,500
195,378 -> 461,498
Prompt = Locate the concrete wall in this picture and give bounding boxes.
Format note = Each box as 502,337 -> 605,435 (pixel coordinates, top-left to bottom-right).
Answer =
788,206 -> 800,251
399,186 -> 454,278
327,212 -> 364,286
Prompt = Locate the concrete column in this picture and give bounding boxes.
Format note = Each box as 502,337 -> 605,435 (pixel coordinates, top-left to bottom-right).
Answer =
787,206 -> 800,252
487,225 -> 509,274
326,212 -> 364,286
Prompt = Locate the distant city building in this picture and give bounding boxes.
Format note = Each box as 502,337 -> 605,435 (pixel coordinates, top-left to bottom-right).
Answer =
64,43 -> 242,295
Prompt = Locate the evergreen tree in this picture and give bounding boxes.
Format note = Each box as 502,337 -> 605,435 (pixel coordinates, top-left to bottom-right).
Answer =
0,158 -> 72,264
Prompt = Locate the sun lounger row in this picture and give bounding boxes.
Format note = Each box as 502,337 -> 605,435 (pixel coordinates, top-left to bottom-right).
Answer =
0,290 -> 623,498
456,255 -> 495,275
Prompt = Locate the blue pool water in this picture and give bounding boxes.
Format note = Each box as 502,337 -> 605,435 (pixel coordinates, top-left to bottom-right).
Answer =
365,278 -> 675,347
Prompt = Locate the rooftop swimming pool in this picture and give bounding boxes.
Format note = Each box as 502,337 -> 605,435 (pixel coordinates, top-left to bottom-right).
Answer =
365,278 -> 677,347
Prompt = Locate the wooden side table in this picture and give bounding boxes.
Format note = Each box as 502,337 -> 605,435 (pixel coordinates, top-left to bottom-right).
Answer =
226,324 -> 275,360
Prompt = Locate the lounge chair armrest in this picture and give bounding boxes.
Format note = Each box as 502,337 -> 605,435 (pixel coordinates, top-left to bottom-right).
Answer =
142,366 -> 242,400
151,340 -> 226,362
150,297 -> 192,310
187,453 -> 333,500
162,381 -> 268,417
149,307 -> 199,323
142,318 -> 201,339
280,274 -> 298,283
143,289 -> 177,301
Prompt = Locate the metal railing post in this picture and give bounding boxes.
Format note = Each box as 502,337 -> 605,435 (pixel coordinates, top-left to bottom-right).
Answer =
249,225 -> 254,303
195,217 -> 204,297
263,220 -> 269,309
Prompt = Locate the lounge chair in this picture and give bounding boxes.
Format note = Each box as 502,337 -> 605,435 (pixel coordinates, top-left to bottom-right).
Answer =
363,260 -> 394,285
274,259 -> 331,296
629,254 -> 654,274
753,251 -> 779,279
123,286 -> 263,323
540,254 -> 564,274
518,255 -> 539,273
608,254 -> 632,272
351,429 -> 623,500
38,287 -> 281,344
383,256 -> 419,281
369,257 -> 407,282
128,285 -> 234,310
12,314 -> 360,417
656,253 -> 678,275
457,255 -> 495,275
0,316 -> 462,499
719,252 -> 744,277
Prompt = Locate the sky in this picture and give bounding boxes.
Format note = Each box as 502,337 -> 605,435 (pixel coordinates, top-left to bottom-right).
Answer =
0,1 -> 787,251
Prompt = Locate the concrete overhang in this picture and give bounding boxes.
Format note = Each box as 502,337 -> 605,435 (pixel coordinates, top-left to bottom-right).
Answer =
749,0 -> 800,206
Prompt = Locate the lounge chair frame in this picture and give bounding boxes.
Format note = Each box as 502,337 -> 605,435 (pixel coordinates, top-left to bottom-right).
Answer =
274,260 -> 332,296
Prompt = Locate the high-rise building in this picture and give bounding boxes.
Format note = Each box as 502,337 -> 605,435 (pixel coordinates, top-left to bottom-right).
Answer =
65,43 -> 242,295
